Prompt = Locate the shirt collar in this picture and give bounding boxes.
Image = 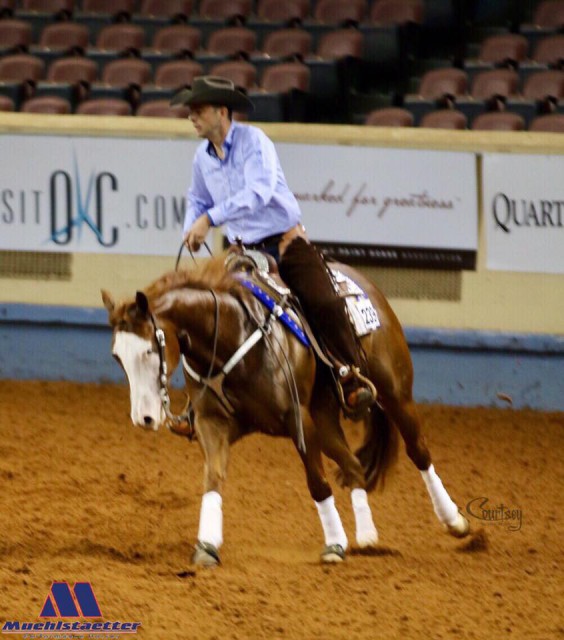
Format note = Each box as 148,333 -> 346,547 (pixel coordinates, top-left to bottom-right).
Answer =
206,121 -> 238,159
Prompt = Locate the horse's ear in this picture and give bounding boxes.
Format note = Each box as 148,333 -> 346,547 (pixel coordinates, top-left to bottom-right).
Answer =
135,291 -> 150,316
101,289 -> 114,313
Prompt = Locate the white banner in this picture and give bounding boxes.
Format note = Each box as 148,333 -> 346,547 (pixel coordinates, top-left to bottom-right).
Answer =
0,134 -> 478,266
278,144 -> 477,251
0,135 -> 197,256
483,153 -> 564,274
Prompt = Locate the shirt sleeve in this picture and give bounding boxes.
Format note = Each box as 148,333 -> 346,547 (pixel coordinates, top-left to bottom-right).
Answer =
183,149 -> 214,234
207,129 -> 278,227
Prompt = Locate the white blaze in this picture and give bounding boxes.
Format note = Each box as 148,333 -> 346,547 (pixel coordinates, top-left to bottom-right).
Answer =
112,332 -> 164,430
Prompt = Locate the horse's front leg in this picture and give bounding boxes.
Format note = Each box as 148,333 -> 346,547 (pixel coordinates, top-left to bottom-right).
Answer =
192,413 -> 232,567
297,406 -> 348,563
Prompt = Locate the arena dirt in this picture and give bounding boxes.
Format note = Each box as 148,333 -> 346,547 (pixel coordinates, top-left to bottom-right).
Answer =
0,380 -> 562,640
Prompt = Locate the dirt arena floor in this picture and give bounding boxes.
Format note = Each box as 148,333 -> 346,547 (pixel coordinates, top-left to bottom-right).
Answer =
0,380 -> 562,640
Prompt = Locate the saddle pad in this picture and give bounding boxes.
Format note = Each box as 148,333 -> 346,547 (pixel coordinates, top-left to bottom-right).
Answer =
239,278 -> 310,347
330,269 -> 380,337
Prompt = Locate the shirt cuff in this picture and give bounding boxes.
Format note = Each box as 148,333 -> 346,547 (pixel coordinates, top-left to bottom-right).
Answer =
205,212 -> 214,226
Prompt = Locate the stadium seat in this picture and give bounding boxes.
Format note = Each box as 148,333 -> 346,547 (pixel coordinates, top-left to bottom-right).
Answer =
260,61 -> 310,92
522,69 -> 564,100
206,27 -> 257,57
209,59 -> 257,88
139,0 -> 193,20
21,95 -> 72,113
316,28 -> 363,59
198,0 -> 253,22
21,0 -> 74,17
365,107 -> 414,126
96,24 -> 146,55
533,35 -> 564,66
152,25 -> 202,55
47,56 -> 98,83
314,0 -> 367,25
419,108 -> 467,129
256,0 -> 310,23
0,19 -> 33,53
529,112 -> 564,131
531,0 -> 564,28
39,22 -> 90,53
137,99 -> 189,117
478,34 -> 529,65
153,59 -> 203,88
416,67 -> 469,100
76,97 -> 132,115
262,29 -> 312,59
0,95 -> 15,110
471,68 -> 520,99
369,0 -> 424,25
81,0 -> 134,18
471,111 -> 525,130
102,58 -> 152,87
0,54 -> 45,82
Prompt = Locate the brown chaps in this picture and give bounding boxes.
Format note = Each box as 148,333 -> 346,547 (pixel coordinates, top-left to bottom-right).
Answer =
278,237 -> 364,372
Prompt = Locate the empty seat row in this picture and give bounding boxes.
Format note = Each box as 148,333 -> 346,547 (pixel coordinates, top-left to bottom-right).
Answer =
407,67 -> 564,101
466,33 -> 564,67
364,106 -> 564,132
3,0 -> 424,25
0,21 -> 366,60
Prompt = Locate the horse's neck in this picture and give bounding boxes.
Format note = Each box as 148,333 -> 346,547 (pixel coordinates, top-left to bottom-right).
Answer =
157,288 -> 244,363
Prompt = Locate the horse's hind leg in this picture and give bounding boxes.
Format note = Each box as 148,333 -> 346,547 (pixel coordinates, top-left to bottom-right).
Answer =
386,396 -> 470,538
297,406 -> 348,562
311,388 -> 378,549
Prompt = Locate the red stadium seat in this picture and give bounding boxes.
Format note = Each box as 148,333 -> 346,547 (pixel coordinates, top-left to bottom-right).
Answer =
198,0 -> 253,22
419,109 -> 467,129
154,59 -> 204,88
262,29 -> 312,59
206,27 -> 257,57
316,28 -> 363,59
370,0 -> 424,24
529,112 -> 564,131
471,111 -> 525,130
260,61 -> 310,92
478,34 -> 529,65
139,0 -> 193,19
0,19 -> 33,52
256,0 -> 310,23
76,97 -> 132,115
365,107 -> 414,126
96,24 -> 145,54
209,60 -> 257,89
137,99 -> 190,117
21,95 -> 72,113
471,69 -> 520,99
152,25 -> 201,55
314,0 -> 367,24
39,22 -> 90,52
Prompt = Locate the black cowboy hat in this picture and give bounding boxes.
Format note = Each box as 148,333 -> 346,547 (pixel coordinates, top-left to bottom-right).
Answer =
170,75 -> 254,112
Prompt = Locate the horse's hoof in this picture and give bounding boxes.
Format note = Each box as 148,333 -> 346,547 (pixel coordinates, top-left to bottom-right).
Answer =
192,541 -> 220,567
356,529 -> 379,548
321,544 -> 346,563
445,512 -> 470,539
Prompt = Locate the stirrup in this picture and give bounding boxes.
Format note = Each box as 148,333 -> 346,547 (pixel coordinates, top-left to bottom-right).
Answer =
337,366 -> 377,420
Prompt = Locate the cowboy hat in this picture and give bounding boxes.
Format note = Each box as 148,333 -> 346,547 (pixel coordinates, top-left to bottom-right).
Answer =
170,75 -> 254,112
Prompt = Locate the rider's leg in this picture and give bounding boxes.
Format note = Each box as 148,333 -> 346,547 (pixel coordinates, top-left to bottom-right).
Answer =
279,236 -> 376,417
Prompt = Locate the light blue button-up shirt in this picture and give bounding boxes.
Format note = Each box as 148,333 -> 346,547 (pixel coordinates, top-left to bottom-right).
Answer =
183,121 -> 302,244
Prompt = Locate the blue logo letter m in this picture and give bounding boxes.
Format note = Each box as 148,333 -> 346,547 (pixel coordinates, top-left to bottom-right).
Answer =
39,582 -> 102,618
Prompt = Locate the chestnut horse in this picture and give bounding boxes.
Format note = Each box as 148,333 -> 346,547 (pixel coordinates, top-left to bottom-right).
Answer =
102,255 -> 469,565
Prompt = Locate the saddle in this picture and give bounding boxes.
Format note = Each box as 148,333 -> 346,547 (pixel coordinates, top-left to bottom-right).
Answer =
225,247 -> 380,371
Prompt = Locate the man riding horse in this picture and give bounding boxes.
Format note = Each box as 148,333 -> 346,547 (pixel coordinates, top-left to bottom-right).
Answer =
171,75 -> 376,419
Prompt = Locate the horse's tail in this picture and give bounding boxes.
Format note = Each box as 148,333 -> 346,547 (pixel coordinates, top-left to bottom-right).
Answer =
357,404 -> 399,492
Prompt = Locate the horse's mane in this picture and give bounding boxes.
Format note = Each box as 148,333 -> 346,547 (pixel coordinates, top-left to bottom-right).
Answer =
143,253 -> 239,302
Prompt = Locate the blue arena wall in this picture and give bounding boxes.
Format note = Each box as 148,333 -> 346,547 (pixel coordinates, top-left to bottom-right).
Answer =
1,303 -> 562,412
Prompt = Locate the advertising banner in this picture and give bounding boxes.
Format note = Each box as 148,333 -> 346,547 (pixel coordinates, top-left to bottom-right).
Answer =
0,135 -> 478,268
483,153 -> 564,274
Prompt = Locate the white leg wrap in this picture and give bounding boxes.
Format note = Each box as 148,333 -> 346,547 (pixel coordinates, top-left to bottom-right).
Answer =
315,495 -> 348,550
351,488 -> 378,547
421,464 -> 459,526
197,491 -> 223,549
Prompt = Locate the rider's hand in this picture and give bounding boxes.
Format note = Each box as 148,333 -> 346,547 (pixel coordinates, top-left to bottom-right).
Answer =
184,213 -> 211,252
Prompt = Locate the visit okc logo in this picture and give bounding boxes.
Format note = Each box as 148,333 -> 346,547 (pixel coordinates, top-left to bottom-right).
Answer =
2,581 -> 141,637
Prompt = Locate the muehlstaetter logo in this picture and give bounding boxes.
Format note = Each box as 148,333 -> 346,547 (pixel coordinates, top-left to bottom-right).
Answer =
2,581 -> 141,638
